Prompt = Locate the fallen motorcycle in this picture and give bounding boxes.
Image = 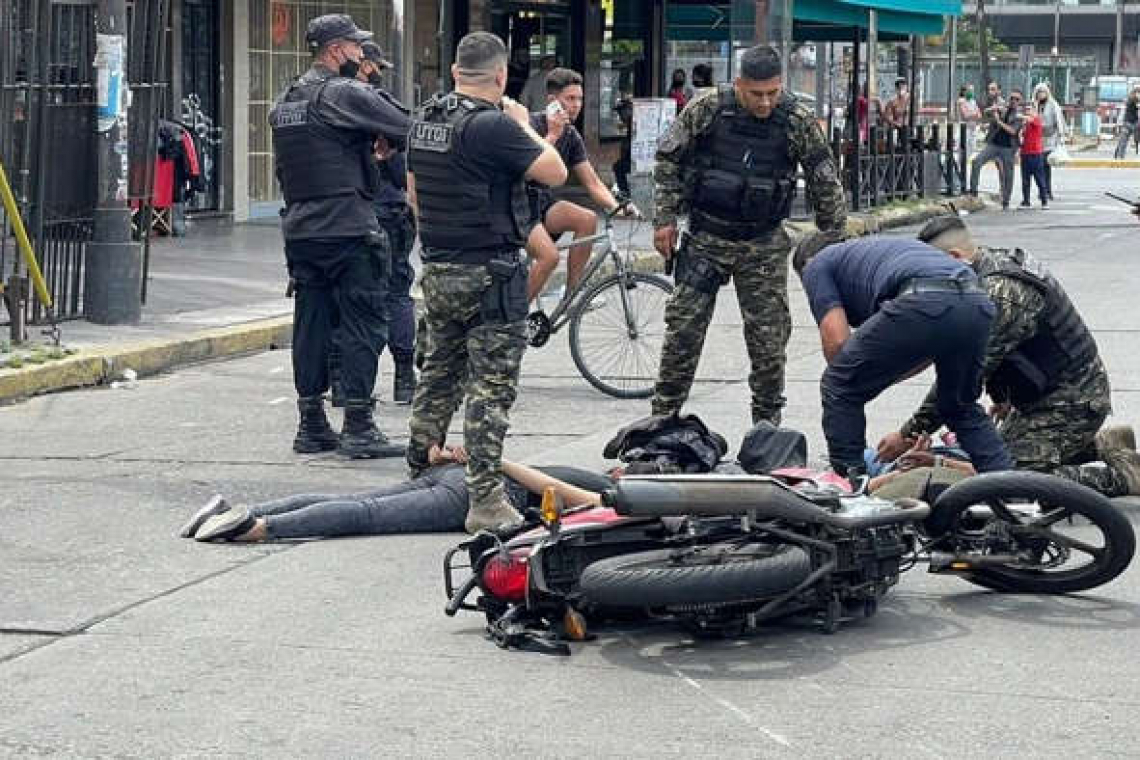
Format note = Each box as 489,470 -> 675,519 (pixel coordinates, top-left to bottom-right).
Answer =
443,471 -> 1136,652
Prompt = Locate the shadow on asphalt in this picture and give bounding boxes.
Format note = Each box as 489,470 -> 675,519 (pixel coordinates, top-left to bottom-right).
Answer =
589,594 -> 973,681
936,590 -> 1140,632
581,590 -> 1140,680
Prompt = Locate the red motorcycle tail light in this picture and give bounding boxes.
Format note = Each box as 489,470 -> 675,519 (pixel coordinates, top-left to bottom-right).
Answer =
481,549 -> 529,602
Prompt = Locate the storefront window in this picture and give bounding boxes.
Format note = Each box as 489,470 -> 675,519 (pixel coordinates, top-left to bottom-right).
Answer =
247,0 -> 403,207
599,0 -> 650,140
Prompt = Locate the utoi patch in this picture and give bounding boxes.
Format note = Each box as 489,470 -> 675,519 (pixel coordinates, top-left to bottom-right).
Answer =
409,121 -> 454,153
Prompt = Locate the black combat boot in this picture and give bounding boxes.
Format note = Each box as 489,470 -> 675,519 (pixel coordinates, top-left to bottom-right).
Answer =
339,398 -> 406,459
294,396 -> 339,453
393,358 -> 416,405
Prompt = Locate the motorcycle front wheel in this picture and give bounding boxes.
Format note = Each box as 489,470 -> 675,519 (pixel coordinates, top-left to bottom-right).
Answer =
578,542 -> 812,610
926,471 -> 1136,594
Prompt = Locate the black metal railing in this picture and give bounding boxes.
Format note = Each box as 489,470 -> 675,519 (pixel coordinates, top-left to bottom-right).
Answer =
829,122 -> 971,212
0,0 -> 169,329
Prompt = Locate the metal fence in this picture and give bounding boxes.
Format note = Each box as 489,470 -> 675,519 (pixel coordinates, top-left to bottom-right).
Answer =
0,0 -> 169,330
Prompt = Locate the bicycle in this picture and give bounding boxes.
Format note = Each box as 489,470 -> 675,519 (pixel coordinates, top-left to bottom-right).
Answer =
526,202 -> 673,399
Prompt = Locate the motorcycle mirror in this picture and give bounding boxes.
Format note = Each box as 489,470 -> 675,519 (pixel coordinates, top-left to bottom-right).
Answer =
540,486 -> 563,528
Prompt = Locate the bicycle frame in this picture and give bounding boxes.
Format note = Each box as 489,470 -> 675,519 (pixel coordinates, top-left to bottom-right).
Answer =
542,219 -> 628,334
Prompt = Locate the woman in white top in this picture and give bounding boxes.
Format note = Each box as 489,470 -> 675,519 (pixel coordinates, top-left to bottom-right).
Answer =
1033,82 -> 1067,201
956,84 -> 981,156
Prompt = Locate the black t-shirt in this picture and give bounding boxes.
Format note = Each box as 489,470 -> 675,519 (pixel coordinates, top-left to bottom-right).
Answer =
530,113 -> 588,176
990,107 -> 1022,149
802,237 -> 974,327
407,106 -> 543,184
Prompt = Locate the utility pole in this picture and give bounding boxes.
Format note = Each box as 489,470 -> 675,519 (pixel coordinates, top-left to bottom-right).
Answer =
977,0 -> 992,94
86,0 -> 141,324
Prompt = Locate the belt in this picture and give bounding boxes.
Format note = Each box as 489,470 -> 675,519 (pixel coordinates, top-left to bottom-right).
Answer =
896,277 -> 984,297
422,247 -> 520,265
690,210 -> 779,241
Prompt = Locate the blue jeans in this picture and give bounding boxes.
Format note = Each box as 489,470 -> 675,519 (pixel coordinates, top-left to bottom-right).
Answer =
255,465 -> 468,539
1020,153 -> 1048,204
822,291 -> 1012,474
378,206 -> 416,362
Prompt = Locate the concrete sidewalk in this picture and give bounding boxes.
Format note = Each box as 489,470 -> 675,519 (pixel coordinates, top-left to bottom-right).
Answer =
0,196 -> 985,405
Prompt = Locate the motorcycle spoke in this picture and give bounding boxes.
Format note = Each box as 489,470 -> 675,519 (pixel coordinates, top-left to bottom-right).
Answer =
1028,506 -> 1072,529
1032,528 -> 1105,559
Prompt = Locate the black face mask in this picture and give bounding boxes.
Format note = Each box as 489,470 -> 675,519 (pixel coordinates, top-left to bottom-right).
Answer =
367,72 -> 384,87
338,58 -> 360,79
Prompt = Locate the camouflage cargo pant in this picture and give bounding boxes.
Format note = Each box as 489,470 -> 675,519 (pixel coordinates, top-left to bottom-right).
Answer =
1000,392 -> 1128,497
406,262 -> 527,510
651,226 -> 792,425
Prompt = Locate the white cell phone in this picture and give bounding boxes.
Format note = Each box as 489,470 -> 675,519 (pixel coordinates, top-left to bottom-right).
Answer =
546,100 -> 564,117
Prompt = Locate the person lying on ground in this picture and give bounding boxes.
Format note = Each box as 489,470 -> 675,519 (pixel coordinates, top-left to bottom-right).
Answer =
181,444 -> 609,543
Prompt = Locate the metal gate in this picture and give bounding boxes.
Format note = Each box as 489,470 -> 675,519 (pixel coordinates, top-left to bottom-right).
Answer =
0,0 -> 169,328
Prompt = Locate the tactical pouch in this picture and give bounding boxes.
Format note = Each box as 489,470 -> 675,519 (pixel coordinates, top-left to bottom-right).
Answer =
988,350 -> 1050,407
741,176 -> 775,222
675,249 -> 729,296
480,256 -> 529,325
693,169 -> 745,217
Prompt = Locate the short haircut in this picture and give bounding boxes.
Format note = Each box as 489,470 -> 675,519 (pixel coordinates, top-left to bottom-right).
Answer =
1010,88 -> 1023,97
546,67 -> 583,95
455,32 -> 507,74
793,229 -> 848,276
739,45 -> 782,82
917,215 -> 974,254
692,63 -> 713,87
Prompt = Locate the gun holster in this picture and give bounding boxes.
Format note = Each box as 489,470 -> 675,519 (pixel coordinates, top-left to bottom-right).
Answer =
675,242 -> 728,296
480,255 -> 528,325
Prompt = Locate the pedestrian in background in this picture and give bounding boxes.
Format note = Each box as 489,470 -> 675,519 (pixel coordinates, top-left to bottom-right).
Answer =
1114,86 -> 1139,160
268,14 -> 409,458
1018,101 -> 1049,209
957,84 -> 981,156
970,83 -> 1020,211
1033,82 -> 1066,200
691,63 -> 715,99
667,68 -> 689,111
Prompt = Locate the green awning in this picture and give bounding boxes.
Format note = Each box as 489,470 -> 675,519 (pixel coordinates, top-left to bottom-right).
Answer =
841,0 -> 961,17
662,0 -> 958,43
794,0 -> 952,38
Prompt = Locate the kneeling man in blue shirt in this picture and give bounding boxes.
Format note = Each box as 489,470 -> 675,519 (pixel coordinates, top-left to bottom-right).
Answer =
795,232 -> 1013,479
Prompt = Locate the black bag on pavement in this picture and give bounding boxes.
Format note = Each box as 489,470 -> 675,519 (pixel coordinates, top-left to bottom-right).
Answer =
603,413 -> 729,474
736,421 -> 808,474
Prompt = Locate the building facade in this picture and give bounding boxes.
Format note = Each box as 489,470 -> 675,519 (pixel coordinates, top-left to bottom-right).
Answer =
171,0 -> 790,222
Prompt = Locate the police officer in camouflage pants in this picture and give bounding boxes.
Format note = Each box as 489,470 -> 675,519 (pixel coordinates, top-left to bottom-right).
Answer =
405,32 -> 567,533
879,216 -> 1140,498
650,45 -> 847,426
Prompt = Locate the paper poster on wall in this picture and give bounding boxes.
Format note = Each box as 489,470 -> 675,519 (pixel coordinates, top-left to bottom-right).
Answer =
631,98 -> 678,174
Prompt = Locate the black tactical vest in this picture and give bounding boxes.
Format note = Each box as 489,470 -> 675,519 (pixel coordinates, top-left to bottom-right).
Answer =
978,248 -> 1099,405
408,93 -> 531,260
690,85 -> 797,239
269,76 -> 377,206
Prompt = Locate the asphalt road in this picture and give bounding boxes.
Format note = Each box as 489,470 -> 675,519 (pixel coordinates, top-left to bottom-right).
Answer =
2,166 -> 1139,757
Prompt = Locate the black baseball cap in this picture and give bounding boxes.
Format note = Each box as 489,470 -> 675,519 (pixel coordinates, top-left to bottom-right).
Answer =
305,14 -> 372,49
361,41 -> 393,69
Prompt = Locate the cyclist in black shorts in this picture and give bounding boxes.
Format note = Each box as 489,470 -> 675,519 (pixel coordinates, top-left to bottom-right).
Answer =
525,67 -> 638,303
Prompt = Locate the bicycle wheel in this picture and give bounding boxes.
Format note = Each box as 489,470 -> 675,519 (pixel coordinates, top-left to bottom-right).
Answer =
569,272 -> 672,399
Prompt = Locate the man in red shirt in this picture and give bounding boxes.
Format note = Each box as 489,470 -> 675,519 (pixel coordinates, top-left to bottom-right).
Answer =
1019,101 -> 1048,209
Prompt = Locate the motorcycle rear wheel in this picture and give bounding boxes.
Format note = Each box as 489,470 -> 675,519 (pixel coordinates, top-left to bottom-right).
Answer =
579,542 -> 812,610
927,471 -> 1136,594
